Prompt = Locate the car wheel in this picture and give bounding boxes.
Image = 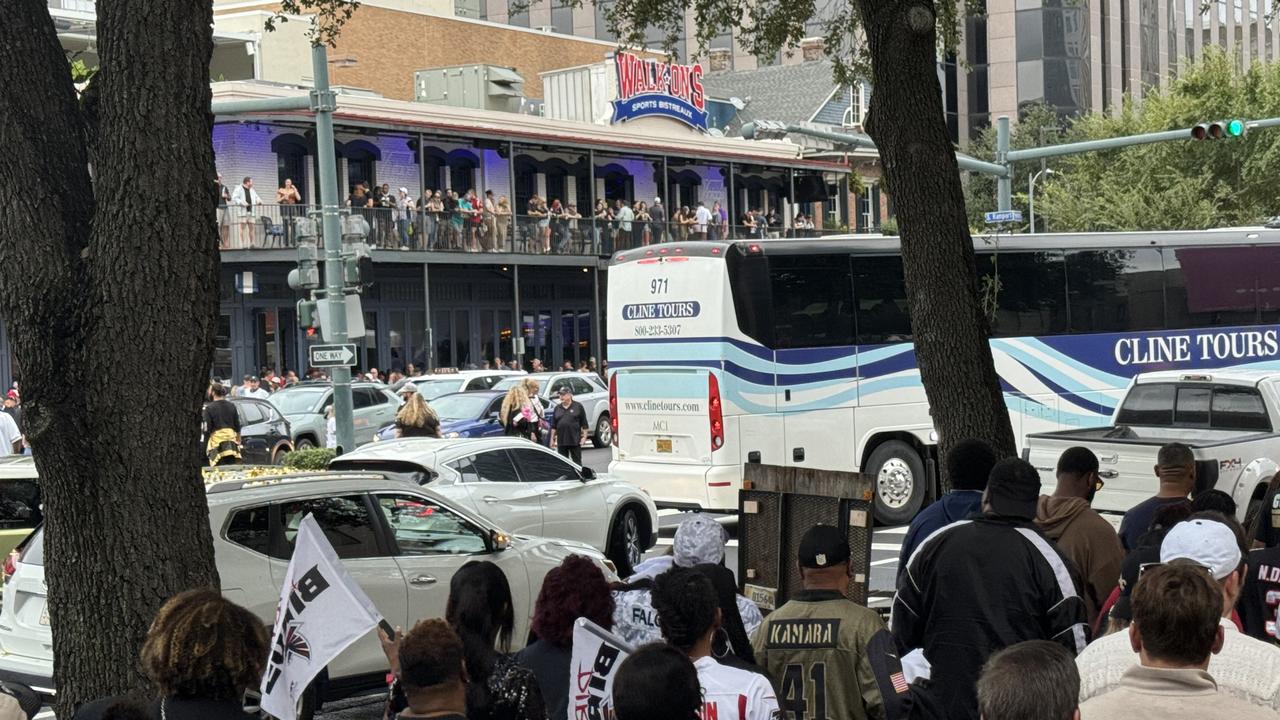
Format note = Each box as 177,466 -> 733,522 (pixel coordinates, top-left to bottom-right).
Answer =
273,445 -> 293,465
296,437 -> 316,451
608,506 -> 644,577
868,440 -> 927,525
593,414 -> 612,448
1246,494 -> 1265,539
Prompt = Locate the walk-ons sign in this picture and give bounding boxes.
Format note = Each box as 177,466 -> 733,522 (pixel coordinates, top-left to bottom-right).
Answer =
612,52 -> 708,132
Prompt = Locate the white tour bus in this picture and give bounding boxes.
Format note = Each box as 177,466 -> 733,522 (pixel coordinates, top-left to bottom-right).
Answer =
605,229 -> 1280,523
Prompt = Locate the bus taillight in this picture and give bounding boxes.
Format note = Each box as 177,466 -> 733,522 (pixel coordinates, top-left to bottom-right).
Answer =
709,373 -> 724,451
609,373 -> 619,447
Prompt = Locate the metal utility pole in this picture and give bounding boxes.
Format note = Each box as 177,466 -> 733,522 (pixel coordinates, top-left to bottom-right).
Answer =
310,43 -> 356,454
1028,168 -> 1054,234
996,117 -> 1012,211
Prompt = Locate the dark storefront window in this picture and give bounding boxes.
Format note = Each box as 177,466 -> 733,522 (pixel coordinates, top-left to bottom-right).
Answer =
435,309 -> 453,368
214,313 -> 233,381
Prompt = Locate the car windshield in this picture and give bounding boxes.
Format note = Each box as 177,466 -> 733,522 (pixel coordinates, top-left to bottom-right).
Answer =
492,377 -> 523,391
270,387 -> 329,415
431,394 -> 496,421
415,379 -> 463,400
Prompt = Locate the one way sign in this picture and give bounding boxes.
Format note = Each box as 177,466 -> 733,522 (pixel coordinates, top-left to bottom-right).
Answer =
310,344 -> 357,368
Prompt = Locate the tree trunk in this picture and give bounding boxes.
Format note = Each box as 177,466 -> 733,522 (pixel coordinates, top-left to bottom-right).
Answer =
0,0 -> 221,713
856,0 -> 1018,479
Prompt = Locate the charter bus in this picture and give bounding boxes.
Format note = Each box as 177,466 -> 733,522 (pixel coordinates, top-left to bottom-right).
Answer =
604,228 -> 1280,524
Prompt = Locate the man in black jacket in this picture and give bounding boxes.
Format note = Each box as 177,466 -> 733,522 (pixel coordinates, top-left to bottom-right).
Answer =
892,457 -> 1088,720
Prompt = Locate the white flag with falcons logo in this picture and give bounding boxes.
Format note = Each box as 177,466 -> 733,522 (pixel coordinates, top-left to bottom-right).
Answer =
260,514 -> 384,720
569,618 -> 635,720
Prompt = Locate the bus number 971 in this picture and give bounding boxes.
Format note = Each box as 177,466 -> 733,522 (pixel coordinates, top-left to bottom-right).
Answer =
650,278 -> 669,295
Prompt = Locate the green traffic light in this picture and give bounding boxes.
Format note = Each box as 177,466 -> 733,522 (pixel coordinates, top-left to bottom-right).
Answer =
1228,119 -> 1245,136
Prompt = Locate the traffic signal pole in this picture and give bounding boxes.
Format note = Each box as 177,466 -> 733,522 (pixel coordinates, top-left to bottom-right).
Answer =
994,116 -> 1280,210
309,44 -> 356,455
211,43 -> 356,453
745,115 -> 1280,213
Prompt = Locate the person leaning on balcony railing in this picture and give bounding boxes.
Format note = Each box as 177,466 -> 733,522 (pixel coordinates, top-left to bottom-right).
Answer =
482,189 -> 498,253
495,196 -> 512,252
395,187 -> 414,250
230,176 -> 261,249
276,178 -> 302,245
216,173 -> 231,248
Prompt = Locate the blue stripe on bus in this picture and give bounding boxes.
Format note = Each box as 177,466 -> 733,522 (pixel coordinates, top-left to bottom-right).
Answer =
992,339 -> 1127,398
1013,360 -> 1118,416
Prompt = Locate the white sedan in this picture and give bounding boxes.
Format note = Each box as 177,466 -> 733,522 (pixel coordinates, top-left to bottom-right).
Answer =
331,437 -> 659,575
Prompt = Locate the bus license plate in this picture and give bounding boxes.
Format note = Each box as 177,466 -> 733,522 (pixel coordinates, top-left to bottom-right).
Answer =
656,438 -> 673,453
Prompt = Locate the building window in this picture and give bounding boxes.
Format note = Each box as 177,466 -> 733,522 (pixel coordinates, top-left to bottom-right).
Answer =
1120,0 -> 1129,95
1169,0 -> 1179,75
594,0 -> 617,41
1139,0 -> 1160,94
455,0 -> 483,19
508,0 -> 529,27
551,0 -> 573,33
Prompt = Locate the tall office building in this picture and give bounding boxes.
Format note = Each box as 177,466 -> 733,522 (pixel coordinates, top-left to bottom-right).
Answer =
946,0 -> 1280,141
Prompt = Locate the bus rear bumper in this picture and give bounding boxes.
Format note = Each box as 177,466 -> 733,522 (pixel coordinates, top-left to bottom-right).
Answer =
608,460 -> 740,512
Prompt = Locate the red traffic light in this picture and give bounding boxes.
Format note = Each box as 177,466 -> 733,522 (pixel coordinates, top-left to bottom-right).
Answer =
1191,123 -> 1209,140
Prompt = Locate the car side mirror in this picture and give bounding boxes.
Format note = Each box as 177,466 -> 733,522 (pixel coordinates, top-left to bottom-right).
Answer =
490,529 -> 510,552
580,466 -> 596,481
488,411 -> 500,423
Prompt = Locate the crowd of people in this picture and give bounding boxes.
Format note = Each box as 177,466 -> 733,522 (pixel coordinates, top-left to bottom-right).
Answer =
889,439 -> 1280,719
215,174 -> 833,253
100,426 -> 1280,720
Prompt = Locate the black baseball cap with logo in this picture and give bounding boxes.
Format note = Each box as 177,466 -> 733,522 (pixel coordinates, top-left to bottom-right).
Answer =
798,524 -> 850,569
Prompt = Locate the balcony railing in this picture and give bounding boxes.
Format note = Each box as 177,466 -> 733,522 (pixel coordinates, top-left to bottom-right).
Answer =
217,203 -> 845,256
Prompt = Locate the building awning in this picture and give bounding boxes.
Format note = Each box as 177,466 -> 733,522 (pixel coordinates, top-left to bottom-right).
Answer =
211,81 -> 845,171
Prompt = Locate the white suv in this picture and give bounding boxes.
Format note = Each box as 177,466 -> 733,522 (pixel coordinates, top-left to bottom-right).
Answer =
331,437 -> 659,575
0,470 -> 612,711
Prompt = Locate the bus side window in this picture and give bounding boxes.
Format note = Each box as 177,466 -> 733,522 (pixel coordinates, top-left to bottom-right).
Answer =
975,251 -> 1068,337
1164,246 -> 1262,329
1065,249 -> 1165,333
851,255 -> 912,345
768,255 -> 855,349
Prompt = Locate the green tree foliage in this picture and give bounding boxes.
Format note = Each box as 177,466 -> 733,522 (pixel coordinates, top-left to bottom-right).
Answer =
967,49 -> 1280,232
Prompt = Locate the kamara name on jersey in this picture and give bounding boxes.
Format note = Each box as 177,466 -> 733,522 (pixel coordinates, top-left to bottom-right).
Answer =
766,618 -> 840,649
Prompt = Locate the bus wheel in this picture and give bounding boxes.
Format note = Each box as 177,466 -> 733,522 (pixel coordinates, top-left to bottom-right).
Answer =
868,440 -> 926,525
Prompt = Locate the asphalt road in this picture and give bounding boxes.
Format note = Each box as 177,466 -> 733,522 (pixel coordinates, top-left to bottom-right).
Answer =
315,447 -> 907,720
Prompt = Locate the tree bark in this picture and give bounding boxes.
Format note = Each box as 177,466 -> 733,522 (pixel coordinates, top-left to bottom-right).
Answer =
0,0 -> 221,713
856,0 -> 1018,478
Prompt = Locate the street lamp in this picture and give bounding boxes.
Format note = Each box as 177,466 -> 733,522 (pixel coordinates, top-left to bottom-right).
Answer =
1028,167 -> 1055,234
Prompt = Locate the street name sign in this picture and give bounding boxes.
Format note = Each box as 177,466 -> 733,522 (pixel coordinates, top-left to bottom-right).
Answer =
310,344 -> 357,368
984,210 -> 1024,224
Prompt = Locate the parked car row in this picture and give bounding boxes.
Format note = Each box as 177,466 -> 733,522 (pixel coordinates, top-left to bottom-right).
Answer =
0,460 -> 635,714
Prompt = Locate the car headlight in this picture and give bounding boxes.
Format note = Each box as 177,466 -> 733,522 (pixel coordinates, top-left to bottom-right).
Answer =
446,431 -> 461,438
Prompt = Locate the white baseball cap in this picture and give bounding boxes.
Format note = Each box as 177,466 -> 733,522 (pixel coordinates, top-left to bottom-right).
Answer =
1160,518 -> 1242,580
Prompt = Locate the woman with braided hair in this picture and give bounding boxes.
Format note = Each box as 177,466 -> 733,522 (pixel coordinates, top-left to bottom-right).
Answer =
650,569 -> 778,720
72,589 -> 268,720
